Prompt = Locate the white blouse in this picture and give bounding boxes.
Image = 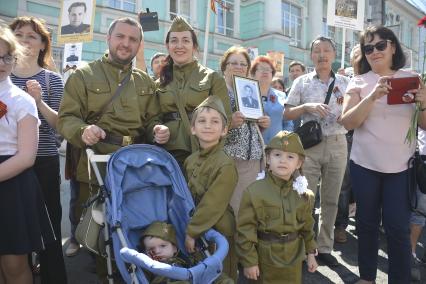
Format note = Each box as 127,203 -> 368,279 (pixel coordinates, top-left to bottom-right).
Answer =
0,77 -> 39,155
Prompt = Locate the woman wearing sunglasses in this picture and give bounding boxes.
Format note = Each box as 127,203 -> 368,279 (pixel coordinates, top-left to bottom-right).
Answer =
341,26 -> 426,284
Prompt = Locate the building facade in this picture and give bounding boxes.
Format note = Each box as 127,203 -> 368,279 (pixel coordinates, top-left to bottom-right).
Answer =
0,0 -> 424,80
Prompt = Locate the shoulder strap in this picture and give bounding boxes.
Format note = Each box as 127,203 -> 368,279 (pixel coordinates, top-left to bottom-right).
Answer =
89,71 -> 132,124
324,72 -> 336,105
174,67 -> 200,153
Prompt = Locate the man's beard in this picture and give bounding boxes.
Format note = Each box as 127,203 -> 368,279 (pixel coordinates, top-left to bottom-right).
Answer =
108,48 -> 135,66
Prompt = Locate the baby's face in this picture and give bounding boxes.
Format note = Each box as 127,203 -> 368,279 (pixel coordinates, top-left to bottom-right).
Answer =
143,236 -> 177,262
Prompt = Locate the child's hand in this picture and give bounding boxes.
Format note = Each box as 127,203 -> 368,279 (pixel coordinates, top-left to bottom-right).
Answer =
307,254 -> 318,273
244,265 -> 260,280
185,234 -> 195,253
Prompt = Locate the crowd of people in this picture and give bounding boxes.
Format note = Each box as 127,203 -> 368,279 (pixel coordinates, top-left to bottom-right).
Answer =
0,12 -> 426,284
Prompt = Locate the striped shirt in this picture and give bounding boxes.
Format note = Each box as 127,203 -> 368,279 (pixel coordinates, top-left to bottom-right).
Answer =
11,69 -> 64,156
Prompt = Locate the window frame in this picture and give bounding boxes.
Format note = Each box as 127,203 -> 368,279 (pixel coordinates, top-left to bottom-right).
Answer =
108,0 -> 136,12
169,0 -> 191,21
216,0 -> 234,37
281,1 -> 303,47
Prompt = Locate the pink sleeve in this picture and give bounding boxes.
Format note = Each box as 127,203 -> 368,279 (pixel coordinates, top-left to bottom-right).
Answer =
345,75 -> 366,98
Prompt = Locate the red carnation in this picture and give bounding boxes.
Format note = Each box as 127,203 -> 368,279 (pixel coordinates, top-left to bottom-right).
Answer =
418,16 -> 426,28
270,95 -> 276,103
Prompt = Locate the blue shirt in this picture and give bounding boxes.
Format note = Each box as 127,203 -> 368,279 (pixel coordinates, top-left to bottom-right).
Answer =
261,88 -> 293,144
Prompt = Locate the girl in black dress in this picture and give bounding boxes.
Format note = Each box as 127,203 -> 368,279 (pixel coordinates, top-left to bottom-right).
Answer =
0,26 -> 54,284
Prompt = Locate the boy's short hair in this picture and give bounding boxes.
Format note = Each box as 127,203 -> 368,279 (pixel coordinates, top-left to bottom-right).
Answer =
191,107 -> 227,130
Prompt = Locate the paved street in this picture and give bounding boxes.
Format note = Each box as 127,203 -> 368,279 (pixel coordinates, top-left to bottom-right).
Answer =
49,151 -> 426,284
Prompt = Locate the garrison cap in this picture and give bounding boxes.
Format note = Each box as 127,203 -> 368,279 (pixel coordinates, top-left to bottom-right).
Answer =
266,131 -> 305,157
169,16 -> 194,32
195,96 -> 228,123
142,222 -> 177,246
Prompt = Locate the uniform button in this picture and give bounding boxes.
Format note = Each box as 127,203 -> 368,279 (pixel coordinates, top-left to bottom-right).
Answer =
96,88 -> 100,92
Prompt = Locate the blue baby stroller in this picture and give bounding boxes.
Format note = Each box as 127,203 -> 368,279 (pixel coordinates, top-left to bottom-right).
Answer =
86,144 -> 229,284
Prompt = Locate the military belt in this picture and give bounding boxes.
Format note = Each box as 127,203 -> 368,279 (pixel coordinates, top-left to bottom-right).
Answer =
163,111 -> 193,122
102,133 -> 142,146
257,231 -> 299,243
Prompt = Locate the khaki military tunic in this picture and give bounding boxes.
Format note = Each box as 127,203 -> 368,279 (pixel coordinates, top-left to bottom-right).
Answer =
154,60 -> 231,164
58,54 -> 158,183
237,172 -> 317,284
184,143 -> 238,281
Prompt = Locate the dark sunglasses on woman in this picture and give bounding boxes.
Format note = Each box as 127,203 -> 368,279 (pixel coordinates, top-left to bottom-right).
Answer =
363,40 -> 392,55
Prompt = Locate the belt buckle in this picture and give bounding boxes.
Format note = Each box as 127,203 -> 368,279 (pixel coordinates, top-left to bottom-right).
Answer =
280,233 -> 289,239
122,136 -> 133,146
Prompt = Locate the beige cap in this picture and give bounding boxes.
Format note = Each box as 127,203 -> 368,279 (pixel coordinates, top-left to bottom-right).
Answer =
169,16 -> 193,33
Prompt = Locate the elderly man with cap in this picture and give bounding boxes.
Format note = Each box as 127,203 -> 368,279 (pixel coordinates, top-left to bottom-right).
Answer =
151,16 -> 231,167
58,17 -> 169,281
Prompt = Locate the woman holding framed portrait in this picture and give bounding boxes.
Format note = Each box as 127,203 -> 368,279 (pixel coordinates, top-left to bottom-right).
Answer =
250,56 -> 293,144
220,46 -> 270,216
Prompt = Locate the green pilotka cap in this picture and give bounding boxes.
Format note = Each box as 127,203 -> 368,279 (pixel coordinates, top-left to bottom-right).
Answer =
266,131 -> 305,157
169,16 -> 194,32
142,222 -> 177,246
195,96 -> 228,123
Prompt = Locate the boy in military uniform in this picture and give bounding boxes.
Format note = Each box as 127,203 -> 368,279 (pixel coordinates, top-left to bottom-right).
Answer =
184,96 -> 237,283
237,131 -> 318,283
139,221 -> 190,284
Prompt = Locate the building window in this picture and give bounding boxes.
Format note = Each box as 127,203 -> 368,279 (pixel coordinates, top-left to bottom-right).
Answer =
217,0 -> 234,37
282,1 -> 302,47
108,0 -> 136,12
322,18 -> 336,40
170,0 -> 190,20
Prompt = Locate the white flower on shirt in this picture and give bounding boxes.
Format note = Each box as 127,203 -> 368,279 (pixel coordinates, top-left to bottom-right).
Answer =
256,171 -> 265,180
293,176 -> 308,195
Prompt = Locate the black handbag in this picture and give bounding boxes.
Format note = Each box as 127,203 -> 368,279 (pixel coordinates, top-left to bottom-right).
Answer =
295,120 -> 323,149
409,151 -> 426,194
295,74 -> 336,149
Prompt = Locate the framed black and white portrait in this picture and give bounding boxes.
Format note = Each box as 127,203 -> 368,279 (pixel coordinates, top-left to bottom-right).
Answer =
233,76 -> 264,120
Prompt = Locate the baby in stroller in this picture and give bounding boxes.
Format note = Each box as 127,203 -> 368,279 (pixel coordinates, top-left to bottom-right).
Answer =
139,221 -> 190,284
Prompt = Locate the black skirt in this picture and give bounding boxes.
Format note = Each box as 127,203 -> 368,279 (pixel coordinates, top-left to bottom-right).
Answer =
0,156 -> 56,254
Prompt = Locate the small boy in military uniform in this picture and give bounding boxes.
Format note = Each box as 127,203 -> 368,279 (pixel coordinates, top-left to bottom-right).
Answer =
184,96 -> 238,283
237,131 -> 318,283
139,221 -> 190,284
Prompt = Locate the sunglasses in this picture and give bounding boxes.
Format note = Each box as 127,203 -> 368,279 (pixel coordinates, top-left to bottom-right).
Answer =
363,40 -> 392,55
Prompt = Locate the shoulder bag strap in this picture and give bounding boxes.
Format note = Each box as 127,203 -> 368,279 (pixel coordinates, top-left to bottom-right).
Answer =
89,70 -> 132,125
44,70 -> 51,105
173,68 -> 200,153
324,72 -> 336,105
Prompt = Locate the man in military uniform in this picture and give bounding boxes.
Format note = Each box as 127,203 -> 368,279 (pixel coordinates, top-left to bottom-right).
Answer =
237,131 -> 318,283
58,17 -> 169,280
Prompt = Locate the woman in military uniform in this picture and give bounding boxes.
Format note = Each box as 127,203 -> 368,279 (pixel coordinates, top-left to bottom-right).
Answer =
153,16 -> 231,165
237,131 -> 318,283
